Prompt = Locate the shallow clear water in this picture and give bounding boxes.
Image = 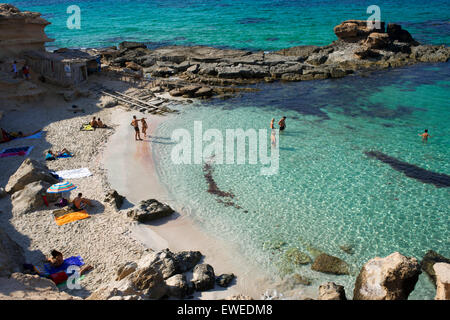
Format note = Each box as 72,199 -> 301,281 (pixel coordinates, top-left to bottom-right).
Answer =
154,63 -> 450,299
11,0 -> 450,49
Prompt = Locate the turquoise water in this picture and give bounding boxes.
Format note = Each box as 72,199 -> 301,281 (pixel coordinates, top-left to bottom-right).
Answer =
11,0 -> 450,50
13,1 -> 449,299
154,63 -> 449,299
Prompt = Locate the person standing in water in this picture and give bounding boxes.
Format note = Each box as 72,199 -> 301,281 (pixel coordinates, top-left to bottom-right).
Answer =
419,129 -> 431,143
270,118 -> 275,129
270,118 -> 276,146
278,116 -> 286,131
141,118 -> 148,138
131,116 -> 142,141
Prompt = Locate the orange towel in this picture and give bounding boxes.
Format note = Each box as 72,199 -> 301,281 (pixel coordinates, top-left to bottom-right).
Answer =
55,210 -> 90,226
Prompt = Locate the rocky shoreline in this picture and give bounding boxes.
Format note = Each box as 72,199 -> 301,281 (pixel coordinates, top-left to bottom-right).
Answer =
94,20 -> 450,100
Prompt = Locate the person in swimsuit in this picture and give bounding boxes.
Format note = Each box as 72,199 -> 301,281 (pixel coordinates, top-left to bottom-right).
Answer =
270,118 -> 275,129
278,116 -> 286,131
90,117 -> 98,128
97,118 -> 107,128
419,129 -> 431,143
46,250 -> 93,275
131,116 -> 142,140
141,118 -> 148,137
71,193 -> 93,211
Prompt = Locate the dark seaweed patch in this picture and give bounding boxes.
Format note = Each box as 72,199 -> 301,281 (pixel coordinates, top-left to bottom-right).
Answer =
203,162 -> 235,198
237,17 -> 271,24
364,151 -> 450,188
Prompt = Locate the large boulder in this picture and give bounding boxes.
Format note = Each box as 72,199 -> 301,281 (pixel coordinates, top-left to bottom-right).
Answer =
11,181 -> 57,216
311,253 -> 350,275
216,273 -> 235,288
434,263 -> 450,300
318,282 -> 347,300
137,250 -> 177,280
421,250 -> 450,286
165,274 -> 189,298
5,158 -> 59,194
0,229 -> 24,277
334,20 -> 385,43
192,264 -> 215,291
115,261 -> 137,281
353,252 -> 421,300
0,273 -> 80,300
129,266 -> 168,299
172,250 -> 203,274
127,199 -> 174,223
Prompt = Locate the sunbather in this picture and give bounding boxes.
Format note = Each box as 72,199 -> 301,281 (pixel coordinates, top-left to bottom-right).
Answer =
46,250 -> 93,275
71,193 -> 94,211
45,149 -> 72,161
97,118 -> 107,128
90,117 -> 98,128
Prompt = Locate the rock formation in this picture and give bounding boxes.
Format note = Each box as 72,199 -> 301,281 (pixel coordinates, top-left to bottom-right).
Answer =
353,252 -> 421,300
334,20 -> 385,43
127,199 -> 174,223
5,158 -> 58,194
0,228 -> 25,277
433,263 -> 450,300
192,264 -> 216,291
421,250 -> 450,286
0,273 -> 81,300
0,4 -> 54,59
318,282 -> 347,300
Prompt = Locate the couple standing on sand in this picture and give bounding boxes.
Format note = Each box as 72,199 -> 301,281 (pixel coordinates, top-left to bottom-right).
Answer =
131,115 -> 148,141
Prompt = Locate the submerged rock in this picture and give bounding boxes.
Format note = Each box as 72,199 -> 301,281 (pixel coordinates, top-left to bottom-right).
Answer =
318,282 -> 347,300
311,253 -> 350,275
284,248 -> 312,265
434,263 -> 450,300
192,264 -> 215,291
353,252 -> 421,300
127,199 -> 174,223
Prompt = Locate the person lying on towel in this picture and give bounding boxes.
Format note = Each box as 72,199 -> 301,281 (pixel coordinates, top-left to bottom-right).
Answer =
71,193 -> 94,211
45,149 -> 72,161
46,250 -> 93,275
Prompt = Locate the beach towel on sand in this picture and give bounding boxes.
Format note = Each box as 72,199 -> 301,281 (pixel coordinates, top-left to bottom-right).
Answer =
0,146 -> 33,158
54,210 -> 90,226
16,131 -> 44,141
44,256 -> 85,275
56,168 -> 92,179
80,124 -> 94,131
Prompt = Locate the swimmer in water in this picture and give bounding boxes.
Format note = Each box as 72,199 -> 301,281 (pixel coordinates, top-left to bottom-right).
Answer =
278,116 -> 286,131
419,129 -> 431,143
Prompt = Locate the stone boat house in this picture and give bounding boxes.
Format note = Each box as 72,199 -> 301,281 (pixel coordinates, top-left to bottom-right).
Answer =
23,48 -> 100,87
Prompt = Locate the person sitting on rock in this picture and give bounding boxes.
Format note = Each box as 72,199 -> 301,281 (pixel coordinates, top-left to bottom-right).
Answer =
71,193 -> 93,211
90,117 -> 98,128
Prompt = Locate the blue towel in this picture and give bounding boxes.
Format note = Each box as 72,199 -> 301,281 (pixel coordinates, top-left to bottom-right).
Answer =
17,131 -> 44,140
44,255 -> 85,275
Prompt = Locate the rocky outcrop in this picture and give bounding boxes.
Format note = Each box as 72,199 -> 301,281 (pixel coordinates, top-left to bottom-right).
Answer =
166,274 -> 189,298
127,199 -> 174,223
387,23 -> 417,44
318,282 -> 347,300
434,263 -> 450,300
353,252 -> 421,300
0,228 -> 24,277
421,250 -> 450,286
334,20 -> 385,43
5,158 -> 58,194
192,264 -> 215,291
0,4 -> 54,59
11,180 -> 57,216
0,273 -> 80,300
311,253 -> 350,275
115,261 -> 137,281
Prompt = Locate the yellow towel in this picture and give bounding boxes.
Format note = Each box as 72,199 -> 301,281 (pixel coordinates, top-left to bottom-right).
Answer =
55,210 -> 90,226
